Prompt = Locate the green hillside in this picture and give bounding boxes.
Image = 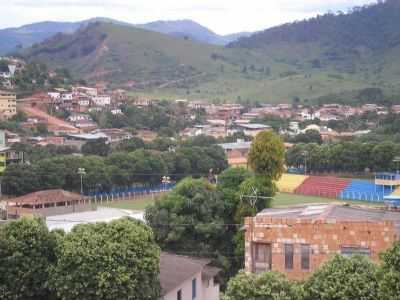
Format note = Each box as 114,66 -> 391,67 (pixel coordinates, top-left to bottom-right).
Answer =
23,2 -> 400,104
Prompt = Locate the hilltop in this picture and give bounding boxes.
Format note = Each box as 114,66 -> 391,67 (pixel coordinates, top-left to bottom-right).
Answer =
0,18 -> 249,55
21,1 -> 400,103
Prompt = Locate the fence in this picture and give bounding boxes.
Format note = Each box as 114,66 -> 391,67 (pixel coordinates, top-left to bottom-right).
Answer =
86,183 -> 176,204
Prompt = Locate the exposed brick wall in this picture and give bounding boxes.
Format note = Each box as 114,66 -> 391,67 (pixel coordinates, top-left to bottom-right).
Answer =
244,216 -> 398,280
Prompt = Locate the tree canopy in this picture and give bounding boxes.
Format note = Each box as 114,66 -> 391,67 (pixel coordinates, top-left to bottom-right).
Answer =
49,218 -> 160,300
248,130 -> 285,180
0,217 -> 57,300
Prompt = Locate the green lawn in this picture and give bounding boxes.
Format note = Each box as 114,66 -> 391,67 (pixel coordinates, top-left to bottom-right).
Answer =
103,196 -> 157,211
273,193 -> 384,207
101,192 -> 384,212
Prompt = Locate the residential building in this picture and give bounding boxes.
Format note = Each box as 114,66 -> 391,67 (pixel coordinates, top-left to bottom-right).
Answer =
244,204 -> 400,280
237,123 -> 271,137
92,95 -> 111,107
160,252 -> 220,300
0,90 -> 16,119
219,140 -> 251,168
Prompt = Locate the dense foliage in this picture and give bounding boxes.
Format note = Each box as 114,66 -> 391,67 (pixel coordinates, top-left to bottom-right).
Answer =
303,255 -> 380,300
286,141 -> 400,173
248,131 -> 285,180
0,218 -> 57,300
0,218 -> 160,300
222,271 -> 300,300
50,219 -> 160,300
379,242 -> 400,299
3,140 -> 227,195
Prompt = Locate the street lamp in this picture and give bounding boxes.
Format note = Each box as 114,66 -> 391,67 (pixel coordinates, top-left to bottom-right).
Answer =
302,151 -> 309,175
78,168 -> 86,195
162,176 -> 171,191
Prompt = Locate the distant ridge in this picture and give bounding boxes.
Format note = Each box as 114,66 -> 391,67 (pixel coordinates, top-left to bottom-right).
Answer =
0,18 -> 251,55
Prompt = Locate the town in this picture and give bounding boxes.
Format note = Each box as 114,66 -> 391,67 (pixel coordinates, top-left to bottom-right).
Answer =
1,1 -> 400,299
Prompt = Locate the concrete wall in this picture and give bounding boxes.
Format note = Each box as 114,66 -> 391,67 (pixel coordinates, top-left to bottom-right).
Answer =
245,216 -> 398,280
202,276 -> 220,300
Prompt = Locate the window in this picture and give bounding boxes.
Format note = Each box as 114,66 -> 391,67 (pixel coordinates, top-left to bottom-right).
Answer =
284,244 -> 294,270
192,278 -> 197,300
301,244 -> 311,270
341,246 -> 371,257
177,289 -> 182,300
253,243 -> 272,273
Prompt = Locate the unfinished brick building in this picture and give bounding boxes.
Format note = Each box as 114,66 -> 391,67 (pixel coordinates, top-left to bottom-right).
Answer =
244,204 -> 400,280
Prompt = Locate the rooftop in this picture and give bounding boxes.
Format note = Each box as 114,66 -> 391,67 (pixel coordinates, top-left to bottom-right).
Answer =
238,123 -> 271,130
219,141 -> 252,150
46,207 -> 144,232
160,252 -> 220,296
8,189 -> 82,205
257,204 -> 400,224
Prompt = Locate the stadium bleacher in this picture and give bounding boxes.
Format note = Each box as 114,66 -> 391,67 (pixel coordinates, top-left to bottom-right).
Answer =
340,179 -> 393,202
276,174 -> 308,193
294,176 -> 350,199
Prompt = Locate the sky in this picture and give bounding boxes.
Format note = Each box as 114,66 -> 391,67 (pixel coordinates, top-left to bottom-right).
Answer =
0,0 -> 377,34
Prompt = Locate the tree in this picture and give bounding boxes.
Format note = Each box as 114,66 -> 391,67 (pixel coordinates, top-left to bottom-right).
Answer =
146,178 -> 239,282
379,242 -> 400,300
2,164 -> 40,196
303,255 -> 380,300
116,137 -> 145,152
248,131 -> 285,180
293,129 -> 323,144
235,175 -> 276,222
0,217 -> 57,300
50,219 -> 160,300
81,138 -> 111,156
222,271 -> 299,300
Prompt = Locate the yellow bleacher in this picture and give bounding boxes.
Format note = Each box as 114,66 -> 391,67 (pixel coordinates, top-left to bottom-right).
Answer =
391,186 -> 400,196
276,174 -> 308,193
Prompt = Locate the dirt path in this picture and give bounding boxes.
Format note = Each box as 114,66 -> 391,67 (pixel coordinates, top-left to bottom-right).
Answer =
19,105 -> 79,133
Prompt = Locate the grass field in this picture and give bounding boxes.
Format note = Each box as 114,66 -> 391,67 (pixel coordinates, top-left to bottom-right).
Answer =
102,192 -> 384,212
273,193 -> 383,207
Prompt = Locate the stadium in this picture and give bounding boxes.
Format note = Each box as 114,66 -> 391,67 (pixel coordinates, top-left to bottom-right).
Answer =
276,172 -> 400,207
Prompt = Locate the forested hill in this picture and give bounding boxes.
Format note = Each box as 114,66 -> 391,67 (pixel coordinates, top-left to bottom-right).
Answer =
229,0 -> 400,52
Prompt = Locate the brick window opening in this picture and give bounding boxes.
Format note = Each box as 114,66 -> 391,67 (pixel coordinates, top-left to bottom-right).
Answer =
284,244 -> 294,270
301,244 -> 311,270
341,246 -> 371,257
253,243 -> 272,273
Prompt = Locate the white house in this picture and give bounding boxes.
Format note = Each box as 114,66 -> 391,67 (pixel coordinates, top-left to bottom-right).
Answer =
92,95 -> 111,107
160,253 -> 220,300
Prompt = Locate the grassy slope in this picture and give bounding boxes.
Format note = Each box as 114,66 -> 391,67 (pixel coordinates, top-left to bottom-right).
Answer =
25,22 -> 400,104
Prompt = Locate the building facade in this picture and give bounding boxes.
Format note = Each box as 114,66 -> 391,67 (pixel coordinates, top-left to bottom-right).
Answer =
0,90 -> 16,119
244,204 -> 400,280
160,253 -> 220,300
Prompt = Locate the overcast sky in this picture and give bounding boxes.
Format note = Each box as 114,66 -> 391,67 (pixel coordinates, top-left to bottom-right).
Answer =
1,0 -> 376,34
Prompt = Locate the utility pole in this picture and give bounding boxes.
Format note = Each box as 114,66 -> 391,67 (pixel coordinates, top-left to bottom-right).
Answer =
78,168 -> 86,195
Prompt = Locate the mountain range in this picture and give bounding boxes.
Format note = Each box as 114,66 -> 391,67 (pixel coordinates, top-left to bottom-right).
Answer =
0,18 -> 251,55
12,0 -> 400,104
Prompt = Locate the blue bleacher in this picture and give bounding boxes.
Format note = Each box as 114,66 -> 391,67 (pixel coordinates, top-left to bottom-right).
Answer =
339,180 -> 393,202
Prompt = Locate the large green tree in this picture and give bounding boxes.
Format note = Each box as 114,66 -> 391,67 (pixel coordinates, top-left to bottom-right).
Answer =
248,131 -> 285,180
302,255 -> 380,300
50,218 -> 160,300
146,178 -> 239,281
0,217 -> 57,300
379,241 -> 400,300
222,271 -> 299,300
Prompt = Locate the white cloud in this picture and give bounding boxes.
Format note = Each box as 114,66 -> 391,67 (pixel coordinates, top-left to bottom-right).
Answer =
1,0 -> 376,34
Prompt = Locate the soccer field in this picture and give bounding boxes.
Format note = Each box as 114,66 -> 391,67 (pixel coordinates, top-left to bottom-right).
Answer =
102,192 -> 384,212
273,193 -> 384,207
